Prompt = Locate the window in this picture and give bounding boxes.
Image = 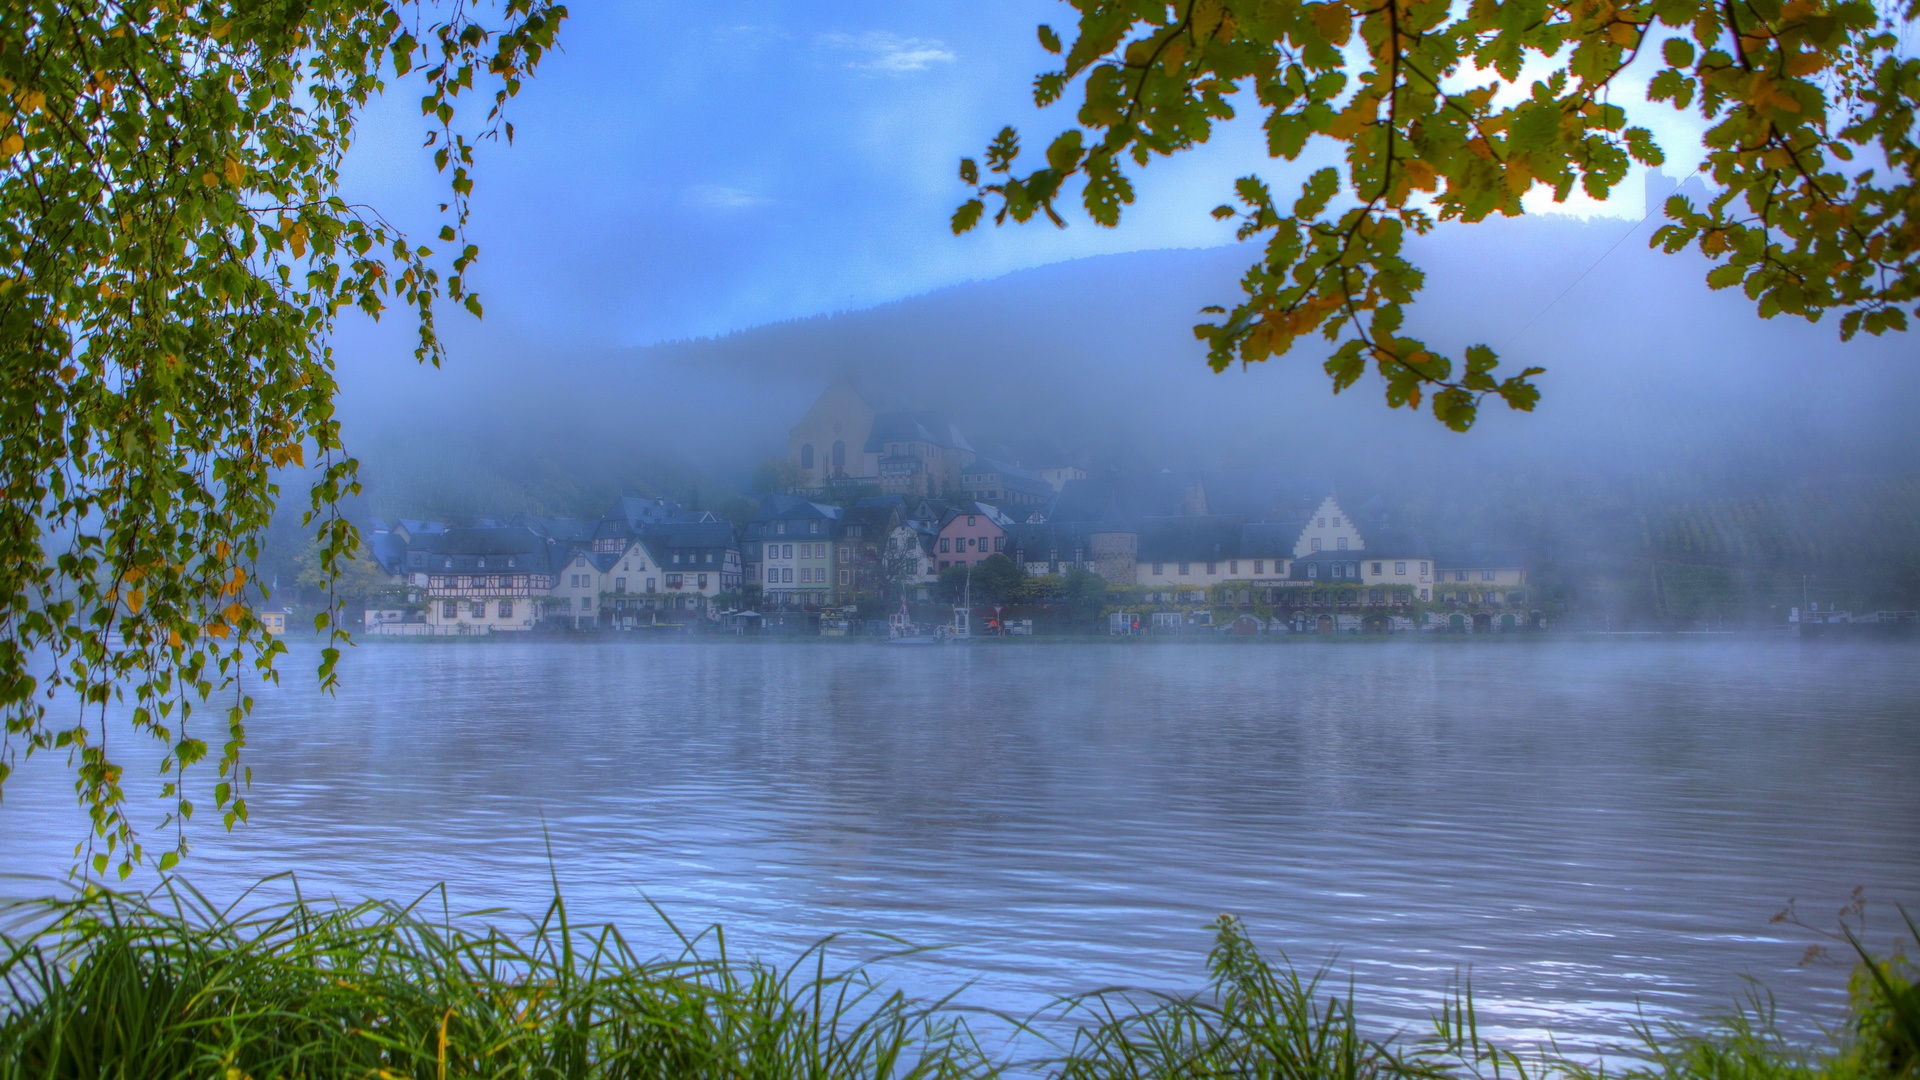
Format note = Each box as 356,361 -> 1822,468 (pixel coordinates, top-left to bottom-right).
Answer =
698,573 -> 708,589
705,553 -> 714,564
1337,537 -> 1349,550
1179,562 -> 1191,575
1152,563 -> 1164,575
800,444 -> 814,469
507,557 -> 517,568
442,600 -> 457,617
477,557 -> 487,569
1421,562 -> 1430,575
940,538 -> 951,552
993,536 -> 1005,552
1307,564 -> 1318,579
767,567 -> 778,582
808,521 -> 819,535
799,568 -> 811,583
840,546 -> 850,563
838,569 -> 850,586
615,577 -> 626,593
1318,517 -> 1326,527
1229,560 -> 1239,574
967,515 -> 976,526
776,522 -> 786,535
1332,563 -> 1344,579
1073,548 -> 1083,562
1456,570 -> 1468,582
560,598 -> 571,611
1254,560 -> 1264,574
1206,562 -> 1217,575
1311,538 -> 1322,552
783,544 -> 794,559
1482,569 -> 1497,582
581,596 -> 593,610
1372,562 -> 1383,576
1395,561 -> 1406,575
1350,564 -> 1359,578
782,568 -> 793,583
500,600 -> 514,618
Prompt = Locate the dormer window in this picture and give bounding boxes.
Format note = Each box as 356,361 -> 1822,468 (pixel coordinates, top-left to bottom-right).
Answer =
443,557 -> 452,568
507,557 -> 517,568
776,522 -> 786,535
477,557 -> 487,569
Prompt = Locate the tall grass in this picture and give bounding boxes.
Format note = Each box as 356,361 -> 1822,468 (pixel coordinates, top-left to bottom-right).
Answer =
0,880 -> 993,1079
0,886 -> 1912,1080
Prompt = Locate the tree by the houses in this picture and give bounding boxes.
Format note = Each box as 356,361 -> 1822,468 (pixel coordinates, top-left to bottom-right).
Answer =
752,458 -> 806,495
0,0 -> 566,875
958,0 -> 1918,430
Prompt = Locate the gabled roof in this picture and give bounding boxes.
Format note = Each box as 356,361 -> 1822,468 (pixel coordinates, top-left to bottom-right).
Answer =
1237,523 -> 1298,560
1362,526 -> 1432,559
935,503 -> 1013,531
1133,516 -> 1247,563
425,527 -> 570,575
511,513 -> 593,543
651,521 -> 739,550
862,410 -> 973,454
1005,521 -> 1095,558
749,494 -> 843,523
368,530 -> 410,575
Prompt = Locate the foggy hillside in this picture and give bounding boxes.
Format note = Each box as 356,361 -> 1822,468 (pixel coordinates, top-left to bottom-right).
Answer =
321,206 -> 1920,619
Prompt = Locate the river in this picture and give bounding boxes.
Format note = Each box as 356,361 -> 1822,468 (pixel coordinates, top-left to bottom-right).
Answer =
3,638 -> 1916,1056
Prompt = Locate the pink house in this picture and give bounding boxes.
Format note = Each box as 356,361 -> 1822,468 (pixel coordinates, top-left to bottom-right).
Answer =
935,503 -> 1012,571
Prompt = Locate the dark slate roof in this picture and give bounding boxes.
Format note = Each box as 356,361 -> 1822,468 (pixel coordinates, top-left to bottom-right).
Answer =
651,522 -> 739,550
511,513 -> 594,543
598,497 -> 715,537
965,458 -> 1053,496
426,527 -> 570,575
1238,523 -> 1298,560
861,410 -> 973,454
1362,526 -> 1432,559
1133,516 -> 1248,563
748,494 -> 843,523
1005,522 -> 1094,560
368,530 -> 409,576
935,503 -> 1013,532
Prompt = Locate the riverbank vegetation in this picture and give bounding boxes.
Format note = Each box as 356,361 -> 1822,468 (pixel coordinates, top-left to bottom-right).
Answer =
1,884 -> 1912,1080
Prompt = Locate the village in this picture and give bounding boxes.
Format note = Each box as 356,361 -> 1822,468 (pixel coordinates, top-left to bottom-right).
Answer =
359,380 -> 1534,637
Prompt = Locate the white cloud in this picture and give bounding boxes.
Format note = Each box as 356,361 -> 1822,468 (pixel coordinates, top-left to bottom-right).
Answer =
818,31 -> 956,74
684,185 -> 773,211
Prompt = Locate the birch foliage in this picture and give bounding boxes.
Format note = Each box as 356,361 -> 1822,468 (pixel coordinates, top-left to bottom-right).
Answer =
0,0 -> 564,876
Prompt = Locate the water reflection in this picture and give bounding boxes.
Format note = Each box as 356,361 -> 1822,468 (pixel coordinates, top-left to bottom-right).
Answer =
2,639 -> 1916,1052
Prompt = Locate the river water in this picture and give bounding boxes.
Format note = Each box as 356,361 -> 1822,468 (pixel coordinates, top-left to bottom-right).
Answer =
2,639 -> 1917,1056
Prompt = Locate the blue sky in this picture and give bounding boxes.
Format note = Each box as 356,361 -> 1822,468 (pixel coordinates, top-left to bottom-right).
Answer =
335,1 -> 1353,348
336,1 -> 1711,353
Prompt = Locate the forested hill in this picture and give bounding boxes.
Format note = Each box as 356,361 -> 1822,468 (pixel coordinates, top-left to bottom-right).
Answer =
324,211 -> 1920,622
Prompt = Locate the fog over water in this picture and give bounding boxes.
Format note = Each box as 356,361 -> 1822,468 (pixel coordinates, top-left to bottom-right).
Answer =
5,640 -> 1916,1056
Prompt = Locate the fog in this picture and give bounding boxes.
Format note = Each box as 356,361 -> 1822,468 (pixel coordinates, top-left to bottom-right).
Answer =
315,189 -> 1919,621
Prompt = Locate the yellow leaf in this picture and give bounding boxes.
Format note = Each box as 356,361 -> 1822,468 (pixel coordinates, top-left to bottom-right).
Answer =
223,603 -> 247,624
0,134 -> 21,159
1503,158 -> 1534,194
1310,3 -> 1352,45
168,628 -> 183,649
1786,51 -> 1826,76
20,89 -> 45,112
288,222 -> 308,258
126,589 -> 144,615
1402,158 -> 1438,192
1325,99 -> 1372,140
222,156 -> 244,185
207,622 -> 230,639
201,172 -> 220,188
